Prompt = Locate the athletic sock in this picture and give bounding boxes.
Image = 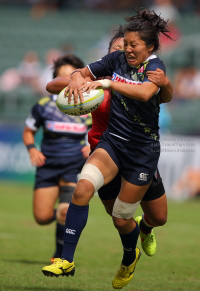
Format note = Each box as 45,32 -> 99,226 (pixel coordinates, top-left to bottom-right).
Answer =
53,222 -> 65,258
62,202 -> 89,263
119,222 -> 140,267
139,214 -> 155,234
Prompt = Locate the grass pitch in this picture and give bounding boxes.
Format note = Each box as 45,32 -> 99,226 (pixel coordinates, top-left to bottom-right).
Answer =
0,181 -> 199,291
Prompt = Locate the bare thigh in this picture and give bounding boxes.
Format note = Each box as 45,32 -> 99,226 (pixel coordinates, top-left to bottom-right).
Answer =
34,186 -> 59,225
140,193 -> 168,226
118,178 -> 151,203
72,148 -> 119,206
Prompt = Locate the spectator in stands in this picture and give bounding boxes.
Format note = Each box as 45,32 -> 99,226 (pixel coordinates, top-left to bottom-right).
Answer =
150,0 -> 181,51
35,48 -> 62,96
173,66 -> 200,100
171,167 -> 200,200
150,0 -> 180,22
29,0 -> 68,19
0,68 -> 21,92
18,51 -> 41,87
84,0 -> 140,11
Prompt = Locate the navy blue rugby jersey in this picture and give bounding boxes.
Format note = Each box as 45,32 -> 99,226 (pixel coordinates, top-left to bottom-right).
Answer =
25,95 -> 92,157
88,50 -> 166,143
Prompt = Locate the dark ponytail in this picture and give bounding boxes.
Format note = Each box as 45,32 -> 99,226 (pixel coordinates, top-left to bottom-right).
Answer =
124,8 -> 173,52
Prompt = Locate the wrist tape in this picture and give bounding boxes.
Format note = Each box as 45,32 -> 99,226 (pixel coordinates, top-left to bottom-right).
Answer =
95,79 -> 111,89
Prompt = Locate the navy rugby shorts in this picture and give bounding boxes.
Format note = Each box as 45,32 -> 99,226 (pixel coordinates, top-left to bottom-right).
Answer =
96,129 -> 160,186
34,154 -> 85,189
98,169 -> 165,201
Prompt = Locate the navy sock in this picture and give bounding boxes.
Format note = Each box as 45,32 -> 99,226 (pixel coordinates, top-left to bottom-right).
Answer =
53,223 -> 65,258
119,223 -> 140,266
62,202 -> 89,262
140,219 -> 153,234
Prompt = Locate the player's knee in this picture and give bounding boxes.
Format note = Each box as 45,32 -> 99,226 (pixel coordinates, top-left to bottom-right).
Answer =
56,185 -> 74,224
72,179 -> 94,202
151,213 -> 167,226
112,198 -> 140,232
56,203 -> 69,224
34,211 -> 53,225
112,216 -> 129,231
78,163 -> 104,193
156,213 -> 167,226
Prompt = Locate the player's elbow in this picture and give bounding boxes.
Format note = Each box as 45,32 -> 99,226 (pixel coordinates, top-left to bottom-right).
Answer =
167,95 -> 173,103
162,94 -> 173,103
141,92 -> 152,102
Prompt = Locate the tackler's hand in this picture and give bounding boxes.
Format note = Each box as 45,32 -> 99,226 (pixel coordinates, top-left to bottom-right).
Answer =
146,68 -> 169,87
79,79 -> 111,94
79,81 -> 103,94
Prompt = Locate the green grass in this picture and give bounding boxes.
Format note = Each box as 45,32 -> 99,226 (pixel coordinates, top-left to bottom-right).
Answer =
0,181 -> 200,291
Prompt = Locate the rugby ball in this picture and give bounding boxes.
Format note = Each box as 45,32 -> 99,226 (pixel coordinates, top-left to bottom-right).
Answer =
56,86 -> 104,116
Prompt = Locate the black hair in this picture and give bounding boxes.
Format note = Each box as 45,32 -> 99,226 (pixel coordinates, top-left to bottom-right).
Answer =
124,8 -> 172,53
108,25 -> 124,53
52,54 -> 85,78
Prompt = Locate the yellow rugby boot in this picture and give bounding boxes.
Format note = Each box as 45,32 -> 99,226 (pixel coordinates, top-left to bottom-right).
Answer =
42,258 -> 75,277
112,247 -> 141,289
135,216 -> 156,256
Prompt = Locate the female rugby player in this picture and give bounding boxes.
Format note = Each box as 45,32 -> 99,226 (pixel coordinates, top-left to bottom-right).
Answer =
90,26 -> 171,259
42,9 -> 173,289
23,54 -> 91,259
44,29 -> 170,260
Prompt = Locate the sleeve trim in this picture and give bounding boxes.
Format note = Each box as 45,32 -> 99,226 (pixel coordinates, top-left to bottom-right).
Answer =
87,65 -> 96,79
25,117 -> 38,131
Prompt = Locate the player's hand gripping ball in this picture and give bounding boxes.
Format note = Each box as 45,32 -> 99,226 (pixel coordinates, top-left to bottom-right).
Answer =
56,86 -> 104,116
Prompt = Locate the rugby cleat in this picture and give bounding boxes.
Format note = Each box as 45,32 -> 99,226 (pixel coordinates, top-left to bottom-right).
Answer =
112,247 -> 141,289
135,216 -> 156,256
42,258 -> 75,277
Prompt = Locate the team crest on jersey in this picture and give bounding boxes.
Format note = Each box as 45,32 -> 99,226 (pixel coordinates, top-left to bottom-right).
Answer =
135,61 -> 149,81
130,71 -> 139,81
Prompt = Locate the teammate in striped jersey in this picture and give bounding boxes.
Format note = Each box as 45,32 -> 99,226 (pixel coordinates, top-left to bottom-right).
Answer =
23,54 -> 91,260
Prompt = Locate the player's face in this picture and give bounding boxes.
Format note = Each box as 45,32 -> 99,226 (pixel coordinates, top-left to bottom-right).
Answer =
124,31 -> 154,67
57,64 -> 76,77
109,37 -> 124,53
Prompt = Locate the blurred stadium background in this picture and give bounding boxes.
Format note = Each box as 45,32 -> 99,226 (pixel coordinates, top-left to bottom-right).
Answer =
0,1 -> 200,290
1,0 -> 200,199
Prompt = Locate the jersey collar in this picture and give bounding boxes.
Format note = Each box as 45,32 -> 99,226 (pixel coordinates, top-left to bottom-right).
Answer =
135,54 -> 157,69
144,54 -> 157,62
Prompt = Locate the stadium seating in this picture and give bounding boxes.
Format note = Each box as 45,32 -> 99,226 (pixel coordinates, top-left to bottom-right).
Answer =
1,5 -> 200,134
0,86 -> 37,122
